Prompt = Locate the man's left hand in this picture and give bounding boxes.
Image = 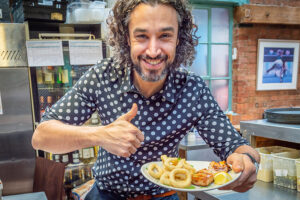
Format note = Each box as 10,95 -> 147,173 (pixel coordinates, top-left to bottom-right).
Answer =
219,153 -> 257,192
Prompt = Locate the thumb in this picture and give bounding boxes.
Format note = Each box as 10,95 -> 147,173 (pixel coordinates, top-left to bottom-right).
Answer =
227,153 -> 244,173
119,103 -> 138,122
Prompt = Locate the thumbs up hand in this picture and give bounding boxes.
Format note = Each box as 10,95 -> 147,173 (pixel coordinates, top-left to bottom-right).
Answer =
98,103 -> 144,157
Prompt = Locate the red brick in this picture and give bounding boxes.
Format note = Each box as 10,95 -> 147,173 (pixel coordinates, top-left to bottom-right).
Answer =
233,2 -> 300,121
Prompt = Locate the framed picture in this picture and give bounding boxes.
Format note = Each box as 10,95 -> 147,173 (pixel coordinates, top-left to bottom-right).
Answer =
256,39 -> 299,91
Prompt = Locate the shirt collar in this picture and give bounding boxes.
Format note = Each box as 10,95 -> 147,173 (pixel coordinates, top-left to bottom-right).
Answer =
119,67 -> 134,94
118,68 -> 176,104
161,71 -> 176,104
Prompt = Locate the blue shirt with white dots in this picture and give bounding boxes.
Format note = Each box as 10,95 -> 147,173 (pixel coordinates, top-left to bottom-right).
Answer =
42,57 -> 249,198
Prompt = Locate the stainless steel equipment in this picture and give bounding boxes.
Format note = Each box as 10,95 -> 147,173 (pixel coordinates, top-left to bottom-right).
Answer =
264,107 -> 300,124
0,23 -> 28,67
0,179 -> 2,200
0,23 -> 35,195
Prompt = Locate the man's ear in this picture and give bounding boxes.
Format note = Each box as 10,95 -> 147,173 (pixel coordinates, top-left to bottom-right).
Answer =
176,38 -> 179,46
127,36 -> 131,46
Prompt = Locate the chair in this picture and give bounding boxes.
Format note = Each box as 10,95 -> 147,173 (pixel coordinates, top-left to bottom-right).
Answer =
33,157 -> 67,200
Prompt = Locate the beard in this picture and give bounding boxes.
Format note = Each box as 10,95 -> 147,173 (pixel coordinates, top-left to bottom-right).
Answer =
132,54 -> 171,82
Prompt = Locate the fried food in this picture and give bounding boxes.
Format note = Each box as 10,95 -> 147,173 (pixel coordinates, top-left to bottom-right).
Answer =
191,169 -> 214,186
164,157 -> 185,171
147,155 -> 232,189
208,161 -> 230,174
169,168 -> 192,188
148,163 -> 163,179
183,160 -> 196,174
160,171 -> 171,185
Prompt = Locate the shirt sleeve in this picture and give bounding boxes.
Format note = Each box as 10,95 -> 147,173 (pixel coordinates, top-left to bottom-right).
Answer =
194,82 -> 249,161
41,66 -> 99,126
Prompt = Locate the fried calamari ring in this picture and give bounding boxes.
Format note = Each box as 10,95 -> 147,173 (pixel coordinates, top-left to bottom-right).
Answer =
169,168 -> 192,188
164,158 -> 185,171
159,171 -> 171,185
183,160 -> 196,174
192,169 -> 214,186
161,155 -> 168,164
148,163 -> 163,179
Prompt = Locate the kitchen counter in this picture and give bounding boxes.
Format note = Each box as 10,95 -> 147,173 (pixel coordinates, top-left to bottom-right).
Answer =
240,119 -> 300,144
3,192 -> 47,200
189,180 -> 300,200
179,134 -> 209,151
178,134 -> 221,162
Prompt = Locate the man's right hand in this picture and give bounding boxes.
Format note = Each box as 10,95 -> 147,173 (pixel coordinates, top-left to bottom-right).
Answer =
98,103 -> 144,157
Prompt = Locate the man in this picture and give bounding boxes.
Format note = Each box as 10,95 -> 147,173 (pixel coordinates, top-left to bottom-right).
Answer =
266,49 -> 286,82
32,0 -> 260,199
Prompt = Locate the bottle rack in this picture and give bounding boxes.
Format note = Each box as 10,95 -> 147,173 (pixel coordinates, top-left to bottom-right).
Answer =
26,22 -> 105,200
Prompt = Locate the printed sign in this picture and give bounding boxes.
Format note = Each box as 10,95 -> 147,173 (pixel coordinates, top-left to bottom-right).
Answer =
69,40 -> 103,65
26,41 -> 64,67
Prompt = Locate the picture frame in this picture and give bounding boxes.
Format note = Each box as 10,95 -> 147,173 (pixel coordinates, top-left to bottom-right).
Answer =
256,39 -> 300,91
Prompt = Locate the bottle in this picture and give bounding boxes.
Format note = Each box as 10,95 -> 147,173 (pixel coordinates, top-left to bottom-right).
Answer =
61,153 -> 69,164
44,66 -> 55,85
45,152 -> 52,160
46,95 -> 53,109
71,68 -> 77,85
94,146 -> 99,158
36,67 -> 44,84
91,112 -> 100,125
71,150 -> 80,164
62,66 -> 69,84
53,154 -> 61,162
56,95 -> 61,102
56,66 -> 63,84
39,96 -> 46,117
79,147 -> 95,164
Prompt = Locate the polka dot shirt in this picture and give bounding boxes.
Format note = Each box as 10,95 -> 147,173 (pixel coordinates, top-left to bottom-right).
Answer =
42,57 -> 249,198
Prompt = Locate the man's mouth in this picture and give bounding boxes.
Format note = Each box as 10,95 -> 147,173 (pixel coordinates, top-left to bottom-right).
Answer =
143,58 -> 164,65
139,55 -> 167,67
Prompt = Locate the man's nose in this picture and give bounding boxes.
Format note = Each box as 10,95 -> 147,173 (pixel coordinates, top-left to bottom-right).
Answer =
145,38 -> 162,58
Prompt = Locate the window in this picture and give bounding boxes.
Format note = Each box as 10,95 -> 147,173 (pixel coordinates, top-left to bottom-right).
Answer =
190,6 -> 233,111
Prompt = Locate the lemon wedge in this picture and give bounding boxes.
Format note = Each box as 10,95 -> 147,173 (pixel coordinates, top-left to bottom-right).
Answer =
213,172 -> 232,185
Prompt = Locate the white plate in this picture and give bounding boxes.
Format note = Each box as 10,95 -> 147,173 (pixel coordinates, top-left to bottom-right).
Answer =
141,161 -> 241,192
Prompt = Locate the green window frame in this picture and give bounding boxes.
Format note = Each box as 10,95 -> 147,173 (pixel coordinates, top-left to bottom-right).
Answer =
190,0 -> 249,6
190,4 -> 233,111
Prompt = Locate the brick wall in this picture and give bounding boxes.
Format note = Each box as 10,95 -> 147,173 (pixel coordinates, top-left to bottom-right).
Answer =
250,0 -> 300,6
232,0 -> 300,123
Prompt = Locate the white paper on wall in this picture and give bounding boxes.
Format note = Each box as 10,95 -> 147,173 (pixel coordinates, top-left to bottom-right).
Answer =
26,41 -> 64,67
69,40 -> 103,65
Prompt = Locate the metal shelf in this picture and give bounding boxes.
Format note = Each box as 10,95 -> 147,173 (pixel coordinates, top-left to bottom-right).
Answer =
240,119 -> 300,144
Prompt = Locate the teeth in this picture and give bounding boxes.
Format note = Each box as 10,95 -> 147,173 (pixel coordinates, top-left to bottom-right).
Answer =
145,59 -> 162,65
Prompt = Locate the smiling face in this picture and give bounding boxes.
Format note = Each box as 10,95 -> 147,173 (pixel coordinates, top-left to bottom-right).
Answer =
128,3 -> 179,82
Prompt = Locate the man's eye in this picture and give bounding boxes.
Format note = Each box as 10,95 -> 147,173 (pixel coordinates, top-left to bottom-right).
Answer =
160,34 -> 171,38
136,35 -> 147,39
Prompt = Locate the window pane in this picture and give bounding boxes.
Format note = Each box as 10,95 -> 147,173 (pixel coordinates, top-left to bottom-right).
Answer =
211,45 -> 229,77
192,9 -> 208,43
211,80 -> 228,111
190,44 -> 207,76
212,8 -> 229,43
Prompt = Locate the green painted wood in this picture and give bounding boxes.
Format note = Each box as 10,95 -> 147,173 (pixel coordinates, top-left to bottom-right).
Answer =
190,0 -> 249,6
191,4 -> 233,111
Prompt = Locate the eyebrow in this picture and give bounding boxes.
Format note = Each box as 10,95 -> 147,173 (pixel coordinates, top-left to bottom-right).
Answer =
133,27 -> 175,34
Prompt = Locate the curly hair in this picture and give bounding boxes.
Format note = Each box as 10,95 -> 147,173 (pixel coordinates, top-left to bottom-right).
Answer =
107,0 -> 198,69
